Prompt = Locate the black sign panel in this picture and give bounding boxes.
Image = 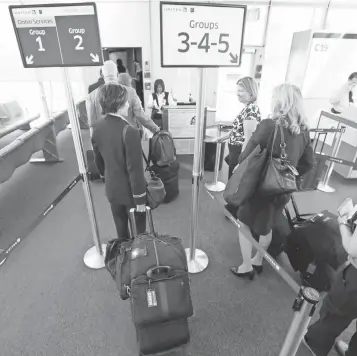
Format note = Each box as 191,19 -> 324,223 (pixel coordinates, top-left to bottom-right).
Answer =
9,2 -> 103,68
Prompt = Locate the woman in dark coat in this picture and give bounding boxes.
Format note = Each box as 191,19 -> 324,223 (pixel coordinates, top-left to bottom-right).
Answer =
231,84 -> 315,279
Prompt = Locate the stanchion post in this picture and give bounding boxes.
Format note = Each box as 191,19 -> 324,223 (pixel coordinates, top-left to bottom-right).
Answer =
318,126 -> 345,193
185,68 -> 209,274
205,123 -> 226,193
62,68 -> 106,269
279,287 -> 320,356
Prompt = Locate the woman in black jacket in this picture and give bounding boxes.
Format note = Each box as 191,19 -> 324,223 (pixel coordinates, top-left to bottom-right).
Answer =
230,84 -> 315,279
91,83 -> 146,243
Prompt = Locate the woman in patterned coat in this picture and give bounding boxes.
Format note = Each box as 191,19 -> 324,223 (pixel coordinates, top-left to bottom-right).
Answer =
227,77 -> 261,179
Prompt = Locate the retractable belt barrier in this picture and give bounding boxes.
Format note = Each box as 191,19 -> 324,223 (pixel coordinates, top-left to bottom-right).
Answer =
205,190 -> 320,356
310,126 -> 357,193
0,174 -> 82,267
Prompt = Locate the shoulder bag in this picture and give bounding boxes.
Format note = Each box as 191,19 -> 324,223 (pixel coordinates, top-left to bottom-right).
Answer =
259,124 -> 298,196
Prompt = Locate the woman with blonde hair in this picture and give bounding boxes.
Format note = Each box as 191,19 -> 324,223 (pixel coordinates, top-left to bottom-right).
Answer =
230,83 -> 314,279
227,76 -> 261,179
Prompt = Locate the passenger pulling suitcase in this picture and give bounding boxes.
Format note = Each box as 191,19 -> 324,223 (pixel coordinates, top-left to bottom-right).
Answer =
127,207 -> 192,355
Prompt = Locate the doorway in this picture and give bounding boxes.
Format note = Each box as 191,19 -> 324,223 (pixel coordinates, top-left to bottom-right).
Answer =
102,47 -> 144,106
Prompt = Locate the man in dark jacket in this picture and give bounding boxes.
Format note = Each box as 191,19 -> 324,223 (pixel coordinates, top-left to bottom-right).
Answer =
91,83 -> 146,241
88,69 -> 104,94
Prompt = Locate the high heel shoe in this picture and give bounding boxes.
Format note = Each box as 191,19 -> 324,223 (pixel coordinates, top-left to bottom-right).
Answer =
252,264 -> 263,275
230,266 -> 255,280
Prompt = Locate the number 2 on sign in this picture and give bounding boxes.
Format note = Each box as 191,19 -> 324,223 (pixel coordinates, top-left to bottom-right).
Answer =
36,36 -> 45,52
178,33 -> 230,53
74,35 -> 84,50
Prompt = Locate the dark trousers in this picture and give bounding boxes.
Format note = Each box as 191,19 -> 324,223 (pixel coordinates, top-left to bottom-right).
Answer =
305,264 -> 357,356
228,143 -> 242,180
110,204 -> 146,242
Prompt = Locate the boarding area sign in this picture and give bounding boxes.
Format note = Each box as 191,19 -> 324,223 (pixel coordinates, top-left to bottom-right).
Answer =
9,2 -> 103,68
160,2 -> 246,67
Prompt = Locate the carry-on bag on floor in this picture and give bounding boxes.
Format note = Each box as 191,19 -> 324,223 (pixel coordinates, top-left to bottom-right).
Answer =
86,150 -> 101,181
143,150 -> 180,203
126,207 -> 192,355
150,161 -> 180,203
284,196 -> 348,291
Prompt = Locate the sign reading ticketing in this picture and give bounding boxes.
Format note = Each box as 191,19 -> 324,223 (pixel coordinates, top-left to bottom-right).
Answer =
160,2 -> 246,67
9,2 -> 103,68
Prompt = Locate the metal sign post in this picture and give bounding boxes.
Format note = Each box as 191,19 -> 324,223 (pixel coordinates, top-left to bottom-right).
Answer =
63,68 -> 105,269
9,2 -> 105,269
185,68 -> 209,273
160,2 -> 247,273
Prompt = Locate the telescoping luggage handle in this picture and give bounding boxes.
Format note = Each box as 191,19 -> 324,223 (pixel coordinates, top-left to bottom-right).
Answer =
129,206 -> 155,238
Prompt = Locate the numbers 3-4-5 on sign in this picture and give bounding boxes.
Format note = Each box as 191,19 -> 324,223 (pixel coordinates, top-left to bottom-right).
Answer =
9,2 -> 103,68
160,2 -> 246,67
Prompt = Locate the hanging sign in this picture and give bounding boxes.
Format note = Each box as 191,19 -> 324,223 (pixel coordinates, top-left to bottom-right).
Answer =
160,2 -> 246,67
9,2 -> 103,68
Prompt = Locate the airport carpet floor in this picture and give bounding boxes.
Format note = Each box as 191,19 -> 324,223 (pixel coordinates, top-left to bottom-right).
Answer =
0,128 -> 356,356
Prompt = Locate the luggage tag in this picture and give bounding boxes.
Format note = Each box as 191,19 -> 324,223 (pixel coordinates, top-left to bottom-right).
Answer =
147,281 -> 158,308
131,246 -> 147,260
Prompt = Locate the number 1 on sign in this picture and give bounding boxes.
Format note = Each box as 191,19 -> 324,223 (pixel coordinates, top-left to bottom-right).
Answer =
36,36 -> 45,52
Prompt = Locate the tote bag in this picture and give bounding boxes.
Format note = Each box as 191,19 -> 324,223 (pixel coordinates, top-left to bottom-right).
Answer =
223,145 -> 267,207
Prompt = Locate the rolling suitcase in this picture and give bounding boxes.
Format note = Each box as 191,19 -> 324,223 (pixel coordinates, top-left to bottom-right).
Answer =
284,196 -> 348,291
86,150 -> 101,181
127,207 -> 192,355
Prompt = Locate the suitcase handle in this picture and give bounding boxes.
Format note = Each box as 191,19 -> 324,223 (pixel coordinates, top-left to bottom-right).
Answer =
146,266 -> 172,279
129,207 -> 155,238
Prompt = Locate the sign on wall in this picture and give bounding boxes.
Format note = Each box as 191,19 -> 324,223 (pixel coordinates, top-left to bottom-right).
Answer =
160,2 -> 246,67
9,2 -> 103,68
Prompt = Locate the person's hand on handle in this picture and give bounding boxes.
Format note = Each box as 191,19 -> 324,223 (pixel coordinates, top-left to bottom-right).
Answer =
136,204 -> 146,213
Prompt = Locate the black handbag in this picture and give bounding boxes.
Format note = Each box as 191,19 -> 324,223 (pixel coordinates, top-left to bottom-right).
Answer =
259,124 -> 298,196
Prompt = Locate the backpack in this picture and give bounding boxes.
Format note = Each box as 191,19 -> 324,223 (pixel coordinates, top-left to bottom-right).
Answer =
149,131 -> 176,167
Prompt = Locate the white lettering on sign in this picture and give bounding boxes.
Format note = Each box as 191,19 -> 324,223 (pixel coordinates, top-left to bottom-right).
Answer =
69,28 -> 85,35
160,3 -> 246,67
29,29 -> 46,36
36,36 -> 45,51
18,19 -> 33,25
74,35 -> 84,50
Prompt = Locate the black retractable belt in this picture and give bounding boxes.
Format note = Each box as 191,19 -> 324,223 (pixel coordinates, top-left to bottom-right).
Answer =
0,174 -> 82,267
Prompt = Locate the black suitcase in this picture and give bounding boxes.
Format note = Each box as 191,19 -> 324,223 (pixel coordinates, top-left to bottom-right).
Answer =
128,207 -> 192,355
136,318 -> 190,355
284,197 -> 348,291
150,161 -> 180,203
86,150 -> 101,181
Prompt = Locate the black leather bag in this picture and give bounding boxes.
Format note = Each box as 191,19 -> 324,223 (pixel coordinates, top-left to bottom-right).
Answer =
259,124 -> 298,196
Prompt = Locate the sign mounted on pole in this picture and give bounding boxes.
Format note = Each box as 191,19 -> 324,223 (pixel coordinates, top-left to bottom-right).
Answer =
9,2 -> 103,68
160,2 -> 246,67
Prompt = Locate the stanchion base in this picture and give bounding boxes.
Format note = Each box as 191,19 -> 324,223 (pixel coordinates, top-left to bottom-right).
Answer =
205,181 -> 226,192
185,248 -> 209,273
317,183 -> 335,193
83,244 -> 107,269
